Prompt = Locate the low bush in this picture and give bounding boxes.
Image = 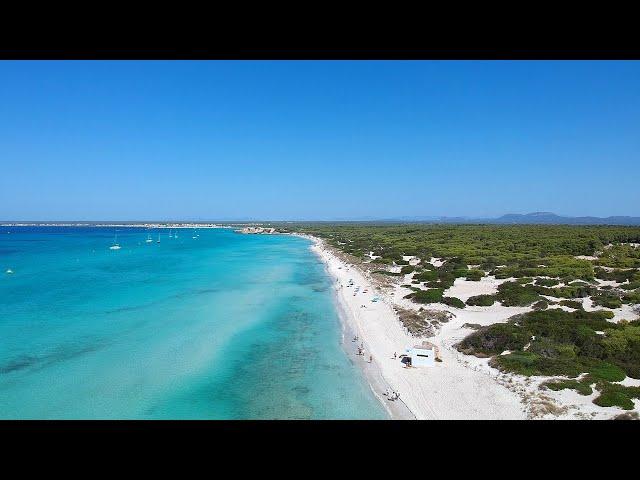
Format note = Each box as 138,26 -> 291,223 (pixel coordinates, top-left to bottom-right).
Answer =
466,294 -> 497,306
559,300 -> 584,310
442,296 -> 465,309
466,269 -> 485,281
496,282 -> 542,307
532,300 -> 548,311
543,379 -> 592,396
405,288 -> 444,304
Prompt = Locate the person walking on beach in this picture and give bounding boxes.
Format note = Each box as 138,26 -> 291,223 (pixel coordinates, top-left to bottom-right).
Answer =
369,355 -> 372,363
393,352 -> 397,359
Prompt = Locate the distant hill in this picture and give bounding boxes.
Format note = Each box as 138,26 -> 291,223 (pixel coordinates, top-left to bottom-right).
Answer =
389,212 -> 640,226
492,212 -> 640,226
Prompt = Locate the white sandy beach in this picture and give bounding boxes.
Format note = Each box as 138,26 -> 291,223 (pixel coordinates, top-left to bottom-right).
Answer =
308,237 -> 527,419
305,235 -> 639,420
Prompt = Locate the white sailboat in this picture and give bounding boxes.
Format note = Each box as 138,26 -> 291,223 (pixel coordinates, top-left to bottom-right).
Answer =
145,233 -> 153,243
156,233 -> 161,244
192,228 -> 197,239
109,233 -> 121,250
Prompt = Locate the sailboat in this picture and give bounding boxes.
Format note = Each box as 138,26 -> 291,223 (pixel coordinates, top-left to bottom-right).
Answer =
109,233 -> 121,250
145,233 -> 153,243
168,229 -> 173,239
156,233 -> 161,244
192,228 -> 197,239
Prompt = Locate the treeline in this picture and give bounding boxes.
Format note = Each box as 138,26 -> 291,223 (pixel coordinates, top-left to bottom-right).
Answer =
283,224 -> 640,268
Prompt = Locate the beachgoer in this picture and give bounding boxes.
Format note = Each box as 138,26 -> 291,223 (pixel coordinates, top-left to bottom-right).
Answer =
393,352 -> 397,359
369,355 -> 372,363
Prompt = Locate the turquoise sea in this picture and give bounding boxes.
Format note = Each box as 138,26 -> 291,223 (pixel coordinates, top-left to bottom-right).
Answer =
0,227 -> 386,419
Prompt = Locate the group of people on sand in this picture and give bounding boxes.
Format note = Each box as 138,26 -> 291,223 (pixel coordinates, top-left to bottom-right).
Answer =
353,336 -> 401,402
384,388 -> 400,401
353,336 -> 373,363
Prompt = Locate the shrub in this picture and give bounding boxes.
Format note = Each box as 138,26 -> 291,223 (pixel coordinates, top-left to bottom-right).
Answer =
413,270 -> 438,282
543,379 -> 592,396
592,293 -> 623,309
496,282 -> 542,307
559,300 -> 584,310
466,294 -> 497,306
372,270 -> 402,277
621,281 -> 640,291
532,300 -> 548,311
622,290 -> 640,305
466,269 -> 485,281
585,361 -> 627,382
442,296 -> 465,309
400,265 -> 415,274
405,288 -> 444,304
593,384 -> 640,410
535,278 -> 559,287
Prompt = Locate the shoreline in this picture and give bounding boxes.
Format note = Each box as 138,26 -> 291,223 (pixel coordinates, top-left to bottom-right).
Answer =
326,252 -> 416,420
300,232 -> 415,419
299,233 -> 529,420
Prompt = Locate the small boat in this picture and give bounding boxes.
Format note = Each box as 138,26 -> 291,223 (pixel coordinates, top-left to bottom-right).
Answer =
6,269 -> 13,274
156,233 -> 161,244
145,233 -> 153,243
109,233 -> 121,250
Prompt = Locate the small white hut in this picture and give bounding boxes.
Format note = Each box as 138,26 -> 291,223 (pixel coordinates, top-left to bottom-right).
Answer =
404,341 -> 437,366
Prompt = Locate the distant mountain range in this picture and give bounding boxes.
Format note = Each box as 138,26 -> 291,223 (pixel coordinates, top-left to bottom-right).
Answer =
3,212 -> 640,226
386,212 -> 640,226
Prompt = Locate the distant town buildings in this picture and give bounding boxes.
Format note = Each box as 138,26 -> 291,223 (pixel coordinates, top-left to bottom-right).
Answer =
237,226 -> 276,234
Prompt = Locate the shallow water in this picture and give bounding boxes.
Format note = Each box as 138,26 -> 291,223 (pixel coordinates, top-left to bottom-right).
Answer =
0,227 -> 386,419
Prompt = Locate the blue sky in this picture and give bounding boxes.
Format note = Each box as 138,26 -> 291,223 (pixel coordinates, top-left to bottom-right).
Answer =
1,60 -> 638,220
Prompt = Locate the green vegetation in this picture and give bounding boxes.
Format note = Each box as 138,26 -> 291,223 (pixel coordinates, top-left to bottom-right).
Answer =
442,296 -> 465,309
592,292 -> 623,309
466,269 -> 485,281
595,267 -> 639,283
287,224 -> 640,268
413,270 -> 438,282
458,309 -> 640,409
404,288 -> 444,304
372,270 -> 402,277
495,281 -> 542,306
559,300 -> 584,310
593,383 -> 640,410
595,245 -> 640,269
532,300 -> 548,311
278,223 -> 640,411
543,379 -> 593,396
466,294 -> 497,306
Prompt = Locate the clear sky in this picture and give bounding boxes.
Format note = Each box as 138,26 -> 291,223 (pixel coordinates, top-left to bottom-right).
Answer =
1,60 -> 638,221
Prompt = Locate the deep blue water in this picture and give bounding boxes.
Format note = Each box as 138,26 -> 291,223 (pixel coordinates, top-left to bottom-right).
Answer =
0,227 -> 385,419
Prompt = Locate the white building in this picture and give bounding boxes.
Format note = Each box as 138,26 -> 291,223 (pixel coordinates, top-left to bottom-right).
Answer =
404,341 -> 437,366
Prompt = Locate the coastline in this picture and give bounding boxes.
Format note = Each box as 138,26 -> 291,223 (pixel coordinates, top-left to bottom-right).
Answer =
327,254 -> 416,420
295,232 -> 413,419
299,233 -> 529,420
